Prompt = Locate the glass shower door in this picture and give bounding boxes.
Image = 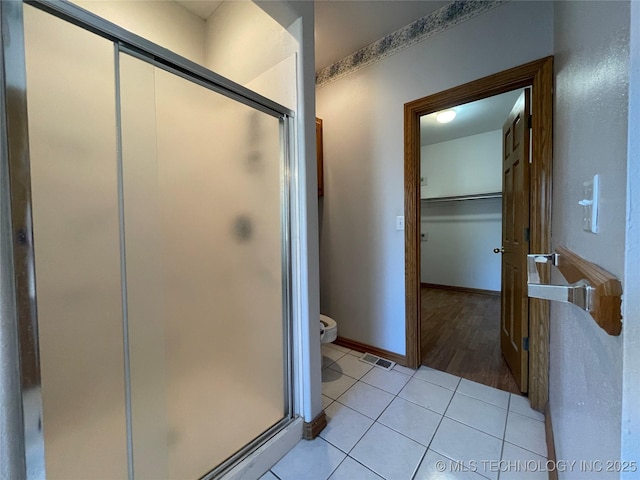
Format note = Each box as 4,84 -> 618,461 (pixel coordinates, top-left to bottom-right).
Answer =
24,6 -> 129,479
21,4 -> 292,478
119,53 -> 290,479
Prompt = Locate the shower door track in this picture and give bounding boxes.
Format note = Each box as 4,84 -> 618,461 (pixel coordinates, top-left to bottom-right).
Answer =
25,0 -> 295,118
0,1 -> 297,479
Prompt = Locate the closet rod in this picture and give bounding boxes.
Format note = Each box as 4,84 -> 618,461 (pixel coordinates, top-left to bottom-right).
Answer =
421,192 -> 502,203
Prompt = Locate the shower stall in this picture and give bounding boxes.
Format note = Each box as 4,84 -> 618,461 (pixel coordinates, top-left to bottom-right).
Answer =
1,1 -> 299,478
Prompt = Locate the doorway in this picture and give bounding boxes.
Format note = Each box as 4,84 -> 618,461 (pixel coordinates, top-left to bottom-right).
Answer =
404,57 -> 553,411
418,89 -> 525,394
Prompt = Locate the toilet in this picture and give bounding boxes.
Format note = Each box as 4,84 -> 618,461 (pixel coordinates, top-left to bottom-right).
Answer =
319,314 -> 338,343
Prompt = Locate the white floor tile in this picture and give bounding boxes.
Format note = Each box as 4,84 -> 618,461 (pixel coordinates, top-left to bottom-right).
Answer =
456,379 -> 510,409
271,437 -> 345,480
414,449 -> 488,480
322,368 -> 357,400
504,411 -> 547,457
499,442 -> 549,480
328,353 -> 374,379
328,457 -> 383,480
350,422 -> 426,480
322,345 -> 347,368
393,364 -> 416,376
360,367 -> 411,395
377,397 -> 442,446
445,393 -> 508,439
337,382 -> 394,419
430,418 -> 503,480
398,377 -> 455,414
324,343 -> 351,354
319,402 -> 374,453
509,394 -> 545,422
259,472 -> 279,480
322,395 -> 334,410
414,366 -> 461,390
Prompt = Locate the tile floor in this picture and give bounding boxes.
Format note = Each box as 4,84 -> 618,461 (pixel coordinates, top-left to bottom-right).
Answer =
266,343 -> 548,480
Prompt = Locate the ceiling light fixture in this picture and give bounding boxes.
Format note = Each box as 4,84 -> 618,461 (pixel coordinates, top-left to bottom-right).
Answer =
436,110 -> 456,124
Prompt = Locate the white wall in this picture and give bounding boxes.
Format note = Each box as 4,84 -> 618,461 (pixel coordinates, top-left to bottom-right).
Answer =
204,1 -> 297,99
316,1 -> 553,354
420,130 -> 502,290
73,0 -> 300,110
421,198 -> 501,291
551,1 -> 629,477
73,0 -> 206,63
420,130 -> 502,199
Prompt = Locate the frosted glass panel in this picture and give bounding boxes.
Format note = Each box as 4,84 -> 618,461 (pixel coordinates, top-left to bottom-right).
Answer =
120,56 -> 286,478
118,54 -> 168,480
23,6 -> 128,480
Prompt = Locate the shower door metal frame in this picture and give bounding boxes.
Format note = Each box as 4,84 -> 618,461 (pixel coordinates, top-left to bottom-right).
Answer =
0,1 -> 297,478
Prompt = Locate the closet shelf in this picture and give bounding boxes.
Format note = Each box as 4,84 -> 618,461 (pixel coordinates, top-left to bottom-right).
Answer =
421,192 -> 502,203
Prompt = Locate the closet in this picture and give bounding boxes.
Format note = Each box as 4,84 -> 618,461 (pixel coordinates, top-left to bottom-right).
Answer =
419,94 -> 520,392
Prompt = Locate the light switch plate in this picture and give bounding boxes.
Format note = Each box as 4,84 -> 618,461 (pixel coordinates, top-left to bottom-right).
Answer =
396,216 -> 405,231
579,174 -> 599,233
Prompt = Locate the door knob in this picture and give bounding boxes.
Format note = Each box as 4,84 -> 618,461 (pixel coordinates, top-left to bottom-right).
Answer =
493,247 -> 504,253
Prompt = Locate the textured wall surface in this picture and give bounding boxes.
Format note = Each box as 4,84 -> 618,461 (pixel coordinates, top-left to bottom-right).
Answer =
316,1 -> 553,354
621,2 -> 640,476
551,1 -> 630,477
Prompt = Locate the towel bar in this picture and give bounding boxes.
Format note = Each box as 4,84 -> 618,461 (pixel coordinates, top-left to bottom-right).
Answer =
527,253 -> 593,311
526,246 -> 622,335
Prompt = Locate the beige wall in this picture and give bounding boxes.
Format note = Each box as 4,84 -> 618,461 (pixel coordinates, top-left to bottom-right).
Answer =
551,2 -> 630,477
316,1 -> 553,354
73,0 -> 206,63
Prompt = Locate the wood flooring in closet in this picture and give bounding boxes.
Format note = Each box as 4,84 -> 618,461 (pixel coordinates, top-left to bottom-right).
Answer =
420,286 -> 520,395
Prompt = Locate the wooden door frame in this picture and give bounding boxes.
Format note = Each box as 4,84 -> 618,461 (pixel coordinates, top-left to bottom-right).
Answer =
404,56 -> 553,410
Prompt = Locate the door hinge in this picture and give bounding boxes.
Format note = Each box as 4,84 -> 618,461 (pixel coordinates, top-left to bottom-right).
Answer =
523,337 -> 529,351
527,114 -> 532,129
524,227 -> 530,242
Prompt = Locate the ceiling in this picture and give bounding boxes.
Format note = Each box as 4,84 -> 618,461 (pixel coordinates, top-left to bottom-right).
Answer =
176,0 -> 448,71
421,89 -> 525,146
177,0 -> 223,19
314,1 -> 448,70
174,0 -> 516,142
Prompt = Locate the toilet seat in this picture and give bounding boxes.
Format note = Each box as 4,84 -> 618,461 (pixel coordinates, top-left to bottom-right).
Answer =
319,314 -> 338,343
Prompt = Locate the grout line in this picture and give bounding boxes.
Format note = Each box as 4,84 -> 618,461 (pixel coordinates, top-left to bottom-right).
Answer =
438,415 -> 508,443
496,394 -> 512,480
394,394 -> 448,416
326,454 -> 348,478
347,456 -> 385,479
411,449 -> 428,480
321,363 -> 528,480
410,373 -> 461,392
454,389 -> 510,410
507,407 -> 546,423
502,440 -> 548,459
345,374 -> 422,479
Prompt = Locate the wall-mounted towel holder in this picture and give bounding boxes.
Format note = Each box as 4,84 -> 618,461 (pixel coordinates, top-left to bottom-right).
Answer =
527,246 -> 622,335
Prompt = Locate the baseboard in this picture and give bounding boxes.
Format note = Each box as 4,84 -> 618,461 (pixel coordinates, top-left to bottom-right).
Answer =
334,336 -> 408,366
302,410 -> 327,440
545,402 -> 558,480
421,282 -> 500,297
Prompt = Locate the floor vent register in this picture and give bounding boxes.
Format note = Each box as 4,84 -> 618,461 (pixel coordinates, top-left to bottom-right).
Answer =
358,353 -> 396,371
